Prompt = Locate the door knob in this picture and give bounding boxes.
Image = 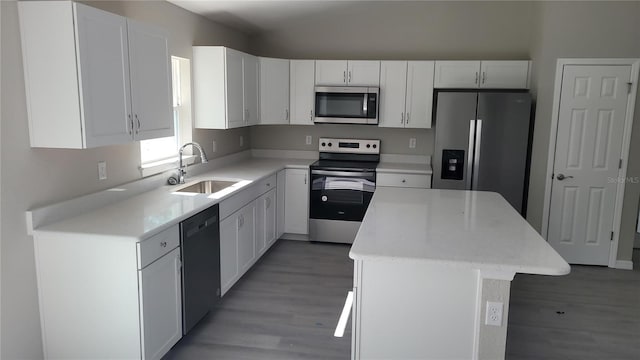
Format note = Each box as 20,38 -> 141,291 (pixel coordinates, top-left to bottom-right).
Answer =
556,174 -> 574,181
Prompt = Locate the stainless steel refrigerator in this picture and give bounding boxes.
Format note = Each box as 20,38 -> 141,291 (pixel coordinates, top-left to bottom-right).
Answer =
433,91 -> 532,214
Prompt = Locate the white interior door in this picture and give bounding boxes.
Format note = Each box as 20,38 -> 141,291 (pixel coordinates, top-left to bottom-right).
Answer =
548,65 -> 631,265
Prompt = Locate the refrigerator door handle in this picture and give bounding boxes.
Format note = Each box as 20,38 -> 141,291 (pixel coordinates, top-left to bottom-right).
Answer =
472,119 -> 483,189
466,120 -> 476,190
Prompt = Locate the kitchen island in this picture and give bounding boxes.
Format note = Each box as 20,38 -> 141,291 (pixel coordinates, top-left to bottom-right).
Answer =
349,188 -> 570,360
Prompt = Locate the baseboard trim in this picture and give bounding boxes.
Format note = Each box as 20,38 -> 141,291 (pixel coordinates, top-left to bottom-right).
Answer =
614,260 -> 634,270
280,233 -> 310,241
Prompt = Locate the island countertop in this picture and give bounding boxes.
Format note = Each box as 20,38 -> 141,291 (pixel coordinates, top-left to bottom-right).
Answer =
349,188 -> 570,277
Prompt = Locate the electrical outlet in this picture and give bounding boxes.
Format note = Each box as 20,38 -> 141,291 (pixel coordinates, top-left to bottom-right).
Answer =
212,140 -> 217,153
306,135 -> 312,145
98,161 -> 107,180
409,138 -> 417,149
485,301 -> 503,326
239,135 -> 244,147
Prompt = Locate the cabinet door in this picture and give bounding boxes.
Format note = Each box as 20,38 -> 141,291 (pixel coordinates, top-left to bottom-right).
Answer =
315,60 -> 348,85
225,48 -> 245,129
284,169 -> 309,234
238,203 -> 256,274
139,247 -> 182,360
378,61 -> 408,128
348,61 -> 381,86
434,61 -> 481,88
276,170 -> 286,238
480,61 -> 530,89
243,54 -> 259,126
405,61 -> 435,129
74,3 -> 133,148
256,189 -> 277,256
259,58 -> 290,125
127,19 -> 173,141
290,60 -> 315,125
264,189 -> 277,248
220,214 -> 239,295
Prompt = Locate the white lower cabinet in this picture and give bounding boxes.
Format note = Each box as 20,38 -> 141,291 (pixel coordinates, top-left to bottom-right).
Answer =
139,247 -> 183,360
256,189 -> 277,256
284,168 -> 310,234
219,174 -> 280,296
237,202 -> 257,274
33,224 -> 182,360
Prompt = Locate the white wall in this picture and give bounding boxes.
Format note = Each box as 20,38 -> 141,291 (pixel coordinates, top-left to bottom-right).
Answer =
0,1 -> 249,358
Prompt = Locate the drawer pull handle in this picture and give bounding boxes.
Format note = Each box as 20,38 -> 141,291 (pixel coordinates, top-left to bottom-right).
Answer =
160,241 -> 167,248
266,183 -> 270,187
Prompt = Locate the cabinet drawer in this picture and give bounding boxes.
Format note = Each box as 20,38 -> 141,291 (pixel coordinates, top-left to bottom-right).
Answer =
137,225 -> 180,269
377,173 -> 431,189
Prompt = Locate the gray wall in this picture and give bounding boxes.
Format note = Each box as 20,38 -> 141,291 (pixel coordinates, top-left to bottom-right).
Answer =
250,0 -> 640,262
0,1 -> 249,358
527,1 -> 640,262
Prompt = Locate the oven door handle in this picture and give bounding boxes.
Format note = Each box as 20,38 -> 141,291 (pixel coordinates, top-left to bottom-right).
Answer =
311,169 -> 375,177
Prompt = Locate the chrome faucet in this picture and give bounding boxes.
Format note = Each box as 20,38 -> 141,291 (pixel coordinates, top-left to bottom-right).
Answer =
178,142 -> 208,184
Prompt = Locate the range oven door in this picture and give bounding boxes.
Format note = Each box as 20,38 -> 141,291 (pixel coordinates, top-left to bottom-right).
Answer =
314,86 -> 379,125
309,169 -> 376,221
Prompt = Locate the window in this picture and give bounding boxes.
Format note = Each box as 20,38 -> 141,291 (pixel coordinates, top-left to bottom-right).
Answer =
140,56 -> 192,175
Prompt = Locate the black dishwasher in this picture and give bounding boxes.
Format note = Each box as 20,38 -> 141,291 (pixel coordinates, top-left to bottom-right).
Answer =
180,204 -> 220,334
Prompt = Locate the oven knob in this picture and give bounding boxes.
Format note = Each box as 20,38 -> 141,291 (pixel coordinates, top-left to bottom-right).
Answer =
321,142 -> 326,147
372,144 -> 377,149
321,195 -> 328,202
328,142 -> 333,147
366,144 -> 371,148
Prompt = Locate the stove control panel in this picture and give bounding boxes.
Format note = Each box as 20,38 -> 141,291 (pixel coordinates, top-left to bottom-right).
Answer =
318,138 -> 380,154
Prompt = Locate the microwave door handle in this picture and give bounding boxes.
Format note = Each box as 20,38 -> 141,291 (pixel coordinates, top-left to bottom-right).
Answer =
363,93 -> 368,114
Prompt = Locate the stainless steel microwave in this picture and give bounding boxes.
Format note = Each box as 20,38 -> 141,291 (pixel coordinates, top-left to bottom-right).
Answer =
314,86 -> 379,125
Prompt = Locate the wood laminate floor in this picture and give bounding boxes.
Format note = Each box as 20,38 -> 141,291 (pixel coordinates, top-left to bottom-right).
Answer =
506,248 -> 640,360
164,241 -> 640,360
164,240 -> 353,360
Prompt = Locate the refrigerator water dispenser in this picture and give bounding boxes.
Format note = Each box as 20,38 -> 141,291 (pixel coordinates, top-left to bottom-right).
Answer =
441,149 -> 465,180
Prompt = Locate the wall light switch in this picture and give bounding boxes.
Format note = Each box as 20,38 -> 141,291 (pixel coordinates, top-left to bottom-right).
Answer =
306,135 -> 312,145
98,161 -> 107,180
239,135 -> 244,147
409,138 -> 417,149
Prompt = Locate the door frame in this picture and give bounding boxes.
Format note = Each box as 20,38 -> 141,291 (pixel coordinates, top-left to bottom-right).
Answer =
541,58 -> 639,268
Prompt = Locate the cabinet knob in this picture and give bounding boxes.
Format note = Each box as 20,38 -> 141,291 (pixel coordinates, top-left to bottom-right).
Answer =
160,241 -> 167,247
266,183 -> 271,187
402,179 -> 406,183
128,114 -> 133,135
135,114 -> 141,134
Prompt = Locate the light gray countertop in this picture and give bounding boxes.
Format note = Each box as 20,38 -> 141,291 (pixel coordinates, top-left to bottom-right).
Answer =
34,158 -> 313,242
350,188 -> 570,277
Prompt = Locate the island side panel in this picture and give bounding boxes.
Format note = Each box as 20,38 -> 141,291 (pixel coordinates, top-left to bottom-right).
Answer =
355,259 -> 479,359
34,234 -> 141,359
477,278 -> 512,360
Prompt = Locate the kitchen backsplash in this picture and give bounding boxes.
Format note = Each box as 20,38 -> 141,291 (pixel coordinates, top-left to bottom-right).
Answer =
249,125 -> 433,155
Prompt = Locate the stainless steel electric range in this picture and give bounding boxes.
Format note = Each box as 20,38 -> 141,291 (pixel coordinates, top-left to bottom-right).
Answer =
309,138 -> 380,244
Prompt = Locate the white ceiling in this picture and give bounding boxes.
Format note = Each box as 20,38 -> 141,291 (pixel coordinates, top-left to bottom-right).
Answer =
167,0 -> 366,35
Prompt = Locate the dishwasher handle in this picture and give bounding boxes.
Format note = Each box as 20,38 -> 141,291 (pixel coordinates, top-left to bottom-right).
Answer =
184,214 -> 218,238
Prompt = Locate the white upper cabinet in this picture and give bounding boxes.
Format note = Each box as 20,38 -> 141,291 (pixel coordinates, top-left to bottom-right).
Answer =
127,19 -> 173,141
434,61 -> 481,88
434,60 -> 530,89
379,61 -> 434,129
259,58 -> 290,125
290,60 -> 315,125
479,61 -> 530,89
315,60 -> 380,86
243,54 -> 259,126
193,46 -> 258,129
18,1 -> 172,148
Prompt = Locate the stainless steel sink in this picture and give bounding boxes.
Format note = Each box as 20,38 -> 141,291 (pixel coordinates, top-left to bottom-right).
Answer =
176,180 -> 238,194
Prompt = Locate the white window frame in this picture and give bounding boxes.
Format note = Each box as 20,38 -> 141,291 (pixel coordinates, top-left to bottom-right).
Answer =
139,56 -> 193,177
